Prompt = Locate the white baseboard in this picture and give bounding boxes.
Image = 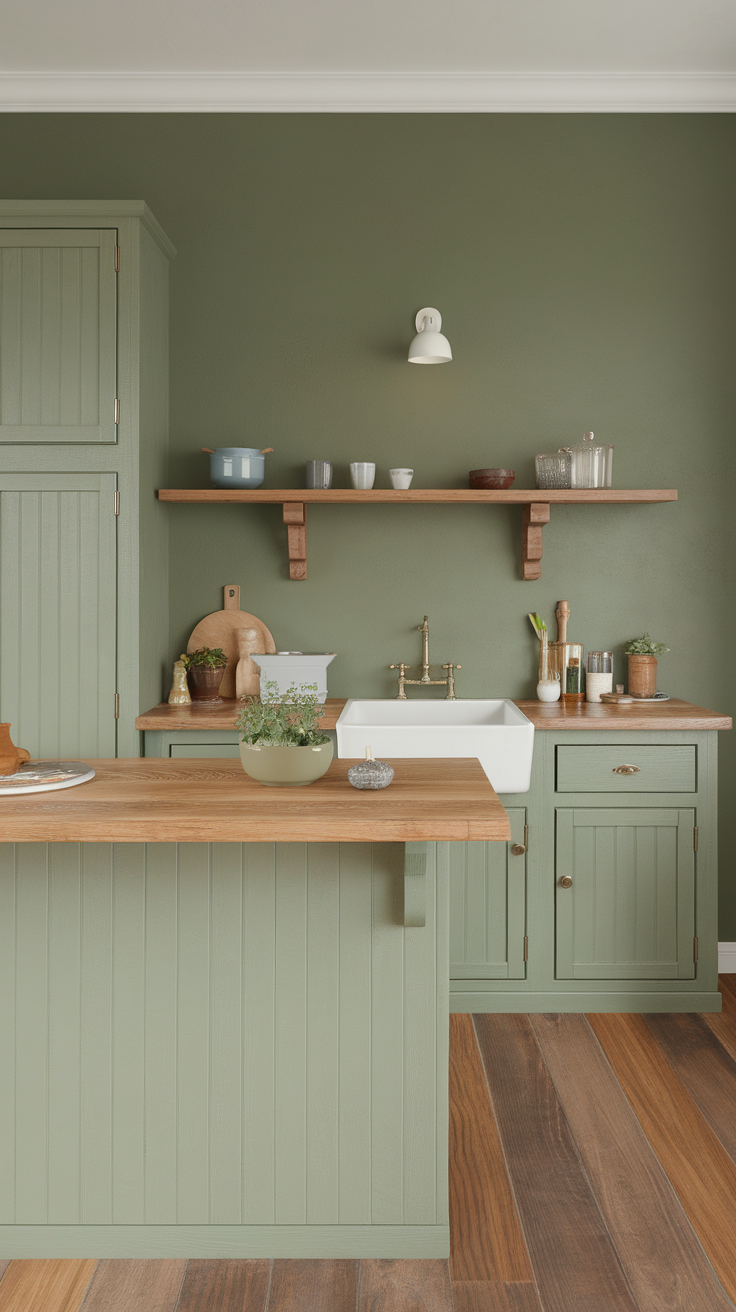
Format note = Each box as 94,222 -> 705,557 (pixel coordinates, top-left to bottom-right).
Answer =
718,942 -> 736,973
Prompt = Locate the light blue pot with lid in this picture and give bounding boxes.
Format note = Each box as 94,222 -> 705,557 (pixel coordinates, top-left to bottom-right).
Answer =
202,446 -> 274,489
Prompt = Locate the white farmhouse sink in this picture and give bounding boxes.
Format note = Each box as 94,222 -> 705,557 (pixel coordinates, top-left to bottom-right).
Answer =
336,699 -> 534,793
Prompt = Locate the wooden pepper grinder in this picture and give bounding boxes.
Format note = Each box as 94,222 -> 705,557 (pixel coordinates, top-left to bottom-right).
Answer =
0,724 -> 31,776
550,601 -> 584,702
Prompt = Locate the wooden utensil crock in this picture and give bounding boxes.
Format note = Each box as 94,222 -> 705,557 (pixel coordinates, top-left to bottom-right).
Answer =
0,724 -> 31,776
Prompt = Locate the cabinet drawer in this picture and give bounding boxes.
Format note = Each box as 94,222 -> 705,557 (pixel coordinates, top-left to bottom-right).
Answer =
556,745 -> 696,793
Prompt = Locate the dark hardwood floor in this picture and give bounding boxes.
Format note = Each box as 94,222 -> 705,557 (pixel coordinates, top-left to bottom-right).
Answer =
2,981 -> 736,1311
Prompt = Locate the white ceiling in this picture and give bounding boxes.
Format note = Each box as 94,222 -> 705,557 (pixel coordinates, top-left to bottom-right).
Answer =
1,0 -> 734,110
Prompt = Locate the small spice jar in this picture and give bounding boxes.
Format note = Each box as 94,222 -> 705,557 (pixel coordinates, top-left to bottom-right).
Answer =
586,651 -> 613,703
552,641 -> 585,702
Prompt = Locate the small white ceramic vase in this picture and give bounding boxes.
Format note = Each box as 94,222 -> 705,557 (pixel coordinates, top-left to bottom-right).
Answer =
390,468 -> 414,489
350,462 -> 376,490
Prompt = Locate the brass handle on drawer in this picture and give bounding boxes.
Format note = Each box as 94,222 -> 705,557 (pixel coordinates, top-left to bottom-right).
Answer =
511,843 -> 526,856
612,764 -> 641,775
559,875 -> 573,888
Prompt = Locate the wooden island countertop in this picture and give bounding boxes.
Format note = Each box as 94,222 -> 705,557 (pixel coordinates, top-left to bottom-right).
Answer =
136,696 -> 731,733
0,757 -> 509,844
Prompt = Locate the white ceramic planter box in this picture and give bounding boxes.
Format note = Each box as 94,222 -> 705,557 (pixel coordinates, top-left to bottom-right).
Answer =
251,653 -> 336,701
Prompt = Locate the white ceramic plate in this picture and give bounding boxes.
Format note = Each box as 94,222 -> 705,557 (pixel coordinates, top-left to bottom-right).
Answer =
0,761 -> 95,795
629,693 -> 671,702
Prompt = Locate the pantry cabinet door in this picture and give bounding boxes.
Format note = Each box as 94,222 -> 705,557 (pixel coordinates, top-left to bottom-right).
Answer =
555,807 -> 696,980
449,810 -> 527,980
0,229 -> 117,444
0,473 -> 117,758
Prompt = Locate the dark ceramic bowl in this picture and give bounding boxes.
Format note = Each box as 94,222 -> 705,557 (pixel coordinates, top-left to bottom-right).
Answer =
469,468 -> 516,490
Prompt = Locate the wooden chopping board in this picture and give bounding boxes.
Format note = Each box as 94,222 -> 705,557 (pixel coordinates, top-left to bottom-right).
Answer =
187,585 -> 276,699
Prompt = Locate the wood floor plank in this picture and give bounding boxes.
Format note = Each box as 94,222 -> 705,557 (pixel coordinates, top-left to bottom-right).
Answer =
589,1012 -> 736,1306
79,1259 -> 186,1311
448,1014 -> 532,1282
473,1014 -> 638,1312
358,1259 -> 452,1310
0,1261 -> 9,1281
531,1013 -> 734,1312
174,1259 -> 270,1312
703,976 -> 736,1064
644,1012 -> 736,1163
268,1260 -> 357,1312
452,1281 -> 542,1311
0,1259 -> 97,1312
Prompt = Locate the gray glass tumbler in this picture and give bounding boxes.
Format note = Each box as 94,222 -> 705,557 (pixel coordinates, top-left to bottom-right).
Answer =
306,460 -> 333,489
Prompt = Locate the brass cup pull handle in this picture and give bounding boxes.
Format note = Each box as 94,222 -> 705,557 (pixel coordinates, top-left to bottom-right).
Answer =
511,843 -> 526,856
613,764 -> 641,774
559,875 -> 573,888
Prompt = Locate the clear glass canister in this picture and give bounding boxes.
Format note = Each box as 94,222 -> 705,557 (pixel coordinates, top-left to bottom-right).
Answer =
586,651 -> 613,703
552,641 -> 584,700
569,432 -> 613,489
535,450 -> 572,489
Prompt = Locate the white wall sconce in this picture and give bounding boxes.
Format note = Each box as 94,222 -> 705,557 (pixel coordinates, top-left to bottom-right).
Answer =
408,307 -> 452,364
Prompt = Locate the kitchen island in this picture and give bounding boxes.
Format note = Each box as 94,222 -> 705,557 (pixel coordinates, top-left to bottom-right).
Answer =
0,758 -> 507,1259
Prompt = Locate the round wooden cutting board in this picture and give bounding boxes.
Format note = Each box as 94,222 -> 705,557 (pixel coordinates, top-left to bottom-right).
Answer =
187,585 -> 276,699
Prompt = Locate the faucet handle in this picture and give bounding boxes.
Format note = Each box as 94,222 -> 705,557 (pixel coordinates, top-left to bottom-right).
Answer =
442,663 -> 462,670
389,662 -> 411,673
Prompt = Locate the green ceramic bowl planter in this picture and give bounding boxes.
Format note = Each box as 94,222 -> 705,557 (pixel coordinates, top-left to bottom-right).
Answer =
236,681 -> 333,785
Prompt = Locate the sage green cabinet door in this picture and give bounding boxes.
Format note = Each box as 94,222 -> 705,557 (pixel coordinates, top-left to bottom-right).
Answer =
0,229 -> 117,444
0,473 -> 117,758
449,809 -> 526,979
555,808 -> 696,981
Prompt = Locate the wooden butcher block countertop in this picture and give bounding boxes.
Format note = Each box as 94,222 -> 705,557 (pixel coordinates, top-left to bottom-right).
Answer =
0,757 -> 510,844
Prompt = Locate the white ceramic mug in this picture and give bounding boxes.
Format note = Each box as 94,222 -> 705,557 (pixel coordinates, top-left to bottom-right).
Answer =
390,468 -> 414,489
350,462 -> 376,490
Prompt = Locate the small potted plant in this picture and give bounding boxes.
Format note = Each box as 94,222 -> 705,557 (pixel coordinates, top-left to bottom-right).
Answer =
180,647 -> 228,702
236,681 -> 333,786
624,633 -> 669,698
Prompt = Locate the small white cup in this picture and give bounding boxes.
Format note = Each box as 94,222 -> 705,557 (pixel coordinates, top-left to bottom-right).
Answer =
390,468 -> 414,490
350,462 -> 376,490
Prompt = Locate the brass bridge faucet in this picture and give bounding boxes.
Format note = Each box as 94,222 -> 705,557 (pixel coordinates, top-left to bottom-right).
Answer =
390,616 -> 461,699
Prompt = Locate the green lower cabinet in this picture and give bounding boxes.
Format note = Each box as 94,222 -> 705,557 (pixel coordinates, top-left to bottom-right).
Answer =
449,810 -> 527,980
555,807 -> 696,981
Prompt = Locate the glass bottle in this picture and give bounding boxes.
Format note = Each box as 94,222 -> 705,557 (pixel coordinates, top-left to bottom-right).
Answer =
569,432 -> 614,489
552,641 -> 585,701
537,631 -> 561,702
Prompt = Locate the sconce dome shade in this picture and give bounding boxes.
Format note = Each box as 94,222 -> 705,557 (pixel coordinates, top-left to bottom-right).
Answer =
408,307 -> 452,364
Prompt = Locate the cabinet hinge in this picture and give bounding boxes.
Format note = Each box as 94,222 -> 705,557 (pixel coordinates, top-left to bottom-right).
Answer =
114,693 -> 120,720
113,490 -> 119,516
694,936 -> 699,963
524,824 -> 529,850
694,826 -> 699,852
114,245 -> 120,272
523,935 -> 529,962
114,398 -> 120,425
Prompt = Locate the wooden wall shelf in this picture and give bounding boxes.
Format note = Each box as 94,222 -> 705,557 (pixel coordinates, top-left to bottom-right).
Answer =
157,488 -> 678,581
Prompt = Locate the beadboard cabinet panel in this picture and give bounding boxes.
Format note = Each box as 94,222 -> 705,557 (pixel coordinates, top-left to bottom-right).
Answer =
0,840 -> 448,1256
0,473 -> 117,758
449,811 -> 526,979
0,229 -> 117,444
555,807 -> 696,980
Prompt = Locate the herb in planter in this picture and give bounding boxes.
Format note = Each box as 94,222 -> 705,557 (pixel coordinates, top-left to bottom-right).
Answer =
179,647 -> 227,669
624,634 -> 670,655
236,682 -> 330,747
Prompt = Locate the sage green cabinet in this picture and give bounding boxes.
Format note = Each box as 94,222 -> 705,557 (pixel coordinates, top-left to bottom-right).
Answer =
0,228 -> 118,445
449,809 -> 527,980
0,203 -> 175,757
555,807 -> 696,981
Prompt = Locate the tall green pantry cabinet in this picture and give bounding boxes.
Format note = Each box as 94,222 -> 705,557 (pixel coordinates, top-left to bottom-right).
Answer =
0,203 -> 175,757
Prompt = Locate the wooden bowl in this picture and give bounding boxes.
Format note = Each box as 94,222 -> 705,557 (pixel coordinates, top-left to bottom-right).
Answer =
469,468 -> 515,490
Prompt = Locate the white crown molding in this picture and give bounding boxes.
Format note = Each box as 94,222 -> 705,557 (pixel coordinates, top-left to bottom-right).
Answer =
0,71 -> 735,112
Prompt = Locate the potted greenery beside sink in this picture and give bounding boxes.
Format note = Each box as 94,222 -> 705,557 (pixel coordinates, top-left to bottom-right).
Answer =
236,681 -> 333,786
624,633 -> 670,698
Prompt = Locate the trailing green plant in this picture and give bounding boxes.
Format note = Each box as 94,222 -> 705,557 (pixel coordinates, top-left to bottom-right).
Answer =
236,681 -> 330,747
624,633 -> 670,656
179,646 -> 227,669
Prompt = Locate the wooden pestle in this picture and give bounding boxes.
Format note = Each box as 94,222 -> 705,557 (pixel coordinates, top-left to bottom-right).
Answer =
555,600 -> 570,644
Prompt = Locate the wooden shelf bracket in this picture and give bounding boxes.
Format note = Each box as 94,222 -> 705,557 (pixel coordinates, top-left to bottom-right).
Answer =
283,502 -> 307,580
404,842 -> 428,927
522,502 -> 551,580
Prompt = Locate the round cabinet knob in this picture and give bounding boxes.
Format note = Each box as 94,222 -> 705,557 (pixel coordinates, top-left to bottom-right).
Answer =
559,875 -> 573,888
510,843 -> 526,856
612,764 -> 641,775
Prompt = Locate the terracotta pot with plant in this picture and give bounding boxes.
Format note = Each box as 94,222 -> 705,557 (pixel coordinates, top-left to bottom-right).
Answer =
181,647 -> 228,702
624,634 -> 669,698
236,681 -> 333,786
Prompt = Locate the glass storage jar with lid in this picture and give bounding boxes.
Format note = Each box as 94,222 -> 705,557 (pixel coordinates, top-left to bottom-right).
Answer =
535,450 -> 572,489
586,651 -> 613,703
568,432 -> 613,489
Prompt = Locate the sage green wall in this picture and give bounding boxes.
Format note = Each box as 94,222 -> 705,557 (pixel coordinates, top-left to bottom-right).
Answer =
1,114 -> 735,934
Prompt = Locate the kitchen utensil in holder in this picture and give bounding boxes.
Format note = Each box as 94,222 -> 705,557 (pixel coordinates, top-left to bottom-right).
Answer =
550,600 -> 585,702
537,631 -> 561,702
